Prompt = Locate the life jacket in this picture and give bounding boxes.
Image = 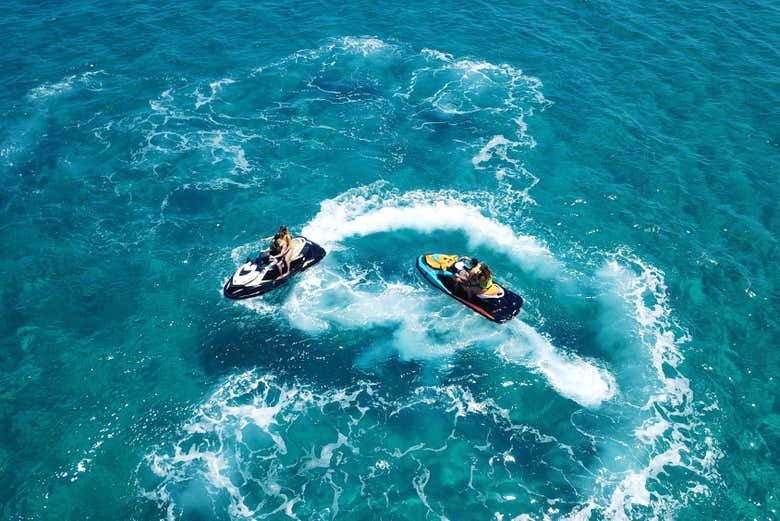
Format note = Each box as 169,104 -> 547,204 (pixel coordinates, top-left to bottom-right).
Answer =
479,275 -> 494,289
270,232 -> 292,254
469,265 -> 493,290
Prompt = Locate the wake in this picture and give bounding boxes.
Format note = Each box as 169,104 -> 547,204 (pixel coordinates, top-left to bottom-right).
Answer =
230,184 -> 618,408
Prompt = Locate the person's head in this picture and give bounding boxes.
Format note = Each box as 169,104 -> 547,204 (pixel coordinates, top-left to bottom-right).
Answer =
274,225 -> 288,240
479,264 -> 492,280
469,257 -> 479,268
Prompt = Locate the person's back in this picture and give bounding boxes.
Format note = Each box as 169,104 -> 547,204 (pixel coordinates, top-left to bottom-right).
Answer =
270,226 -> 292,255
269,225 -> 294,279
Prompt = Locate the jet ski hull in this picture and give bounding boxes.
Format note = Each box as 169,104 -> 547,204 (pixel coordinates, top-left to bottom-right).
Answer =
416,253 -> 523,323
223,237 -> 326,299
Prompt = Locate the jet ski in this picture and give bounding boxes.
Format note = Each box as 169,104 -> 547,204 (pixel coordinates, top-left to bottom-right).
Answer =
416,254 -> 523,323
223,236 -> 326,299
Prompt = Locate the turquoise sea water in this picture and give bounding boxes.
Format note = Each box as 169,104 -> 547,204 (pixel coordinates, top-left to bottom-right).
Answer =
1,1 -> 778,519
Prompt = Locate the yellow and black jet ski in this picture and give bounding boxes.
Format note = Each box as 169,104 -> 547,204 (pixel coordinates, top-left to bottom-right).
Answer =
416,253 -> 523,323
223,236 -> 326,299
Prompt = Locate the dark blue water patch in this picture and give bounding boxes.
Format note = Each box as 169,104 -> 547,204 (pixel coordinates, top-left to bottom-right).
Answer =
161,185 -> 240,219
197,305 -> 428,393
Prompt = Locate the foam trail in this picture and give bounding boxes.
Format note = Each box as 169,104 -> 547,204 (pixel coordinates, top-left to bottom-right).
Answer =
26,70 -> 106,100
281,267 -> 615,407
302,184 -> 562,278
195,78 -> 236,109
499,321 -> 616,408
283,267 -> 475,360
559,251 -> 722,519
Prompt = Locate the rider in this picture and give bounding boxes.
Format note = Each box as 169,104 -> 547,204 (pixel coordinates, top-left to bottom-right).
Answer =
455,261 -> 494,299
268,225 -> 294,279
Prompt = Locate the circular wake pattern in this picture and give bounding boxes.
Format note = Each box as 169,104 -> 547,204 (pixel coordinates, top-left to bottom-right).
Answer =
218,178 -> 718,519
3,0 -> 774,511
123,37 -> 720,519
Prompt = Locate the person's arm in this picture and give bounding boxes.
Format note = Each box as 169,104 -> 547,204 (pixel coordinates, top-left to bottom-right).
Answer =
282,245 -> 292,275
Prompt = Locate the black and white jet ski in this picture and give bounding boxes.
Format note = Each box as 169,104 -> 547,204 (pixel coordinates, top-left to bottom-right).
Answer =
223,236 -> 326,299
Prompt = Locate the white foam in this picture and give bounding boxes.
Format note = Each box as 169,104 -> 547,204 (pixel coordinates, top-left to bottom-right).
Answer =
410,47 -> 548,202
338,36 -> 391,56
252,36 -> 395,76
282,267 -> 465,360
28,77 -> 76,99
498,321 -> 616,407
302,183 -> 560,278
277,261 -> 615,407
247,37 -> 546,202
195,78 -> 236,109
205,130 -> 250,173
471,135 -> 539,204
417,46 -> 549,111
143,370 -> 566,518
305,432 -> 349,470
145,373 -> 312,518
577,251 -> 722,519
27,70 -> 106,100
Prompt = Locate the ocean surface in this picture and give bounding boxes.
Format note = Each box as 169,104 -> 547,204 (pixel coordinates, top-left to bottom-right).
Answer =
1,1 -> 778,519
